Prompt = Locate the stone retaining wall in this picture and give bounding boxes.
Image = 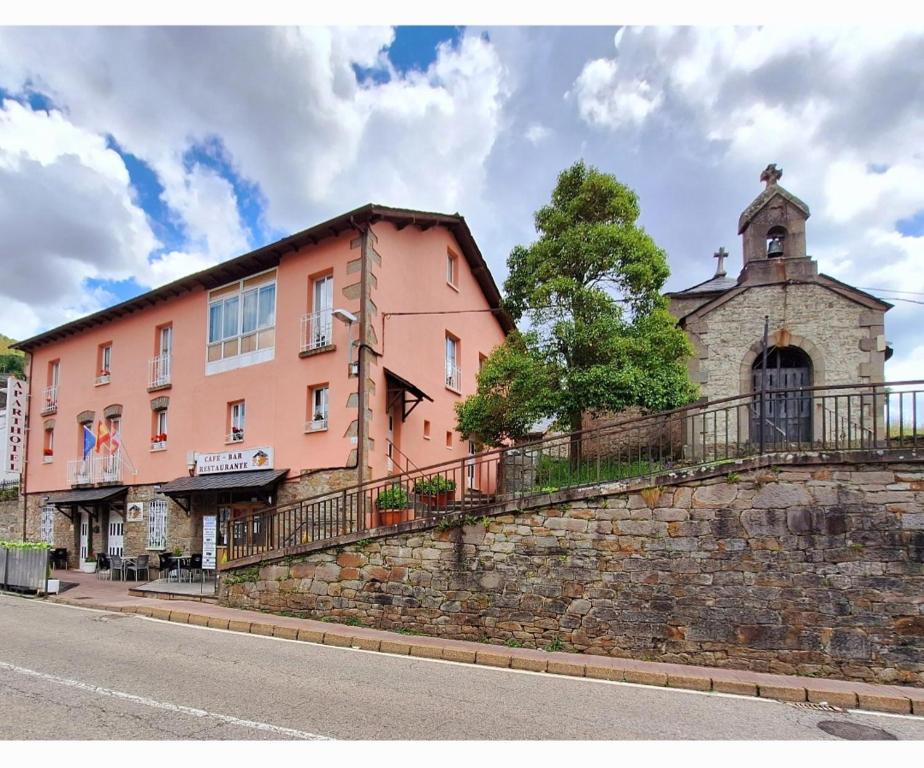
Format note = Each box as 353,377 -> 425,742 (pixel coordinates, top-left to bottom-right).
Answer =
222,461 -> 924,686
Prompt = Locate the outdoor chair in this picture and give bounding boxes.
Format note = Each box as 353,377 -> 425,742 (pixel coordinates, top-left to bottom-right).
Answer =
127,555 -> 150,582
96,553 -> 111,580
157,552 -> 174,581
188,553 -> 203,583
51,548 -> 68,570
109,554 -> 123,581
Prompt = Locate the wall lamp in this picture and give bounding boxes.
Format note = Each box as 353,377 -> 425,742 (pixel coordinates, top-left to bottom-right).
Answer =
332,308 -> 359,376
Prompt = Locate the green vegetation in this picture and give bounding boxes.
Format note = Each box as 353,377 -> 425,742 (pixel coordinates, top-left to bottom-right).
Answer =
456,160 -> 697,448
504,638 -> 524,648
223,566 -> 259,585
0,540 -> 50,550
533,455 -> 660,490
543,636 -> 563,653
0,334 -> 24,379
375,486 -> 411,510
412,476 -> 456,495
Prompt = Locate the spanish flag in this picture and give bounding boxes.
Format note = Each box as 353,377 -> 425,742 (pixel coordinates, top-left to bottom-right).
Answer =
96,420 -> 111,454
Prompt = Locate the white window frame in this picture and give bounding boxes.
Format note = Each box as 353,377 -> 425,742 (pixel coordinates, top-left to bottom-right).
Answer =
147,500 -> 168,551
447,250 -> 459,288
206,270 -> 277,375
307,386 -> 329,432
229,401 -> 245,442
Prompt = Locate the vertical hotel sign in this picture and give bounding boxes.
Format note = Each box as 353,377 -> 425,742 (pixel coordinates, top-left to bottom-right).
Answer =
6,376 -> 25,474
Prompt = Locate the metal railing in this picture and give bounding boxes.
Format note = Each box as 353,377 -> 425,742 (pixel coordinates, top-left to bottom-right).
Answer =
41,385 -> 58,415
224,381 -> 924,564
149,353 -> 171,388
0,480 -> 19,501
300,310 -> 333,353
67,452 -> 123,486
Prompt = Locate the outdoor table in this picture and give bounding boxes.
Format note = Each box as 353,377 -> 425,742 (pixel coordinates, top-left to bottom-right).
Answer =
173,555 -> 192,582
120,556 -> 137,581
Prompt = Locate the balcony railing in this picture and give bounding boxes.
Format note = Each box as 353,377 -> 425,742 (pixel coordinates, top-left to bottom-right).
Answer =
149,353 -> 172,389
445,363 -> 461,392
223,380 -> 924,566
67,452 -> 123,486
300,310 -> 333,354
41,386 -> 58,415
305,417 -> 328,432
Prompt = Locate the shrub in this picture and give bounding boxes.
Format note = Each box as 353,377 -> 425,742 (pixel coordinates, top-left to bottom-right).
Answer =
375,486 -> 411,510
413,476 -> 456,495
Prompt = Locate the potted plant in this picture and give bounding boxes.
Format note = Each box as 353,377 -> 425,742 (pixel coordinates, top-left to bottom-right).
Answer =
230,426 -> 244,442
81,553 -> 97,574
374,485 -> 412,526
413,475 -> 456,506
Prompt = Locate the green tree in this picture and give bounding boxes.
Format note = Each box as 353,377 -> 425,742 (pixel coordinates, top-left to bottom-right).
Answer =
456,160 -> 697,454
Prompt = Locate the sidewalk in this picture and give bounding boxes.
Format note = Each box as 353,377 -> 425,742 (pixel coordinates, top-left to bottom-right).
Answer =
47,569 -> 923,717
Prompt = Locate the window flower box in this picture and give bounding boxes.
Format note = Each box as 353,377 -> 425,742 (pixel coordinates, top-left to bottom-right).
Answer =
96,370 -> 111,386
306,413 -> 328,432
150,435 -> 167,452
227,428 -> 244,443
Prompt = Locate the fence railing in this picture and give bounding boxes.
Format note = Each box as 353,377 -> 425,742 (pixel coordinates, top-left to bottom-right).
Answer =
224,380 -> 924,564
0,480 -> 19,501
41,385 -> 58,415
67,452 -> 123,486
149,353 -> 171,389
300,310 -> 333,353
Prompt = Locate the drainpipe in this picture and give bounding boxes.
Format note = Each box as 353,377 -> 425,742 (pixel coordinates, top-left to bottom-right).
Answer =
21,352 -> 32,540
356,222 -> 371,489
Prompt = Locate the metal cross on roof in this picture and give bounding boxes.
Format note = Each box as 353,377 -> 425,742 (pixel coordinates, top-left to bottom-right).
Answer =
713,246 -> 728,277
760,163 -> 783,187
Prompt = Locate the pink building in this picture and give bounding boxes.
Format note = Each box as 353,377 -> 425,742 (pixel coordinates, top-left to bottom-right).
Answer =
14,205 -> 511,570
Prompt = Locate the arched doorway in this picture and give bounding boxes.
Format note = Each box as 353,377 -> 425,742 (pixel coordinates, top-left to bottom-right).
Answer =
751,346 -> 813,444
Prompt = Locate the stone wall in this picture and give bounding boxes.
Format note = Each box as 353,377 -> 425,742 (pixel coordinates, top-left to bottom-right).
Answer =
0,496 -> 21,540
581,406 -> 685,463
223,461 -> 924,686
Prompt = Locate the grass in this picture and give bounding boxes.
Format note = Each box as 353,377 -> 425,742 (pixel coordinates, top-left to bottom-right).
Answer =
532,455 -> 662,492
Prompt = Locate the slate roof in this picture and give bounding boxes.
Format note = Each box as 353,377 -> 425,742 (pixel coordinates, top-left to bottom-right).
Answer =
737,184 -> 810,234
50,486 -> 128,505
667,274 -> 739,297
159,468 -> 289,495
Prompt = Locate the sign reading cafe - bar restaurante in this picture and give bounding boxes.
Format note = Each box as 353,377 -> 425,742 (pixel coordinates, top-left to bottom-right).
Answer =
195,446 -> 273,475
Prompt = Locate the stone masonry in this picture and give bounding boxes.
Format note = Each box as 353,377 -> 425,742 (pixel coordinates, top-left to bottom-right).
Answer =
223,460 -> 924,686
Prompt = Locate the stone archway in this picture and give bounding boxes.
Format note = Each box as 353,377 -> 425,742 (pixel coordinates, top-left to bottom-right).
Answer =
750,346 -> 813,443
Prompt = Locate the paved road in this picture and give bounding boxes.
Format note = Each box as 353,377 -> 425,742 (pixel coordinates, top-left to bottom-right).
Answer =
1,595 -> 922,740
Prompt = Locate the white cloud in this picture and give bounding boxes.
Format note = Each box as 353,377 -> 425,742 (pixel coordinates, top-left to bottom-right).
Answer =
570,58 -> 662,129
525,123 -> 550,145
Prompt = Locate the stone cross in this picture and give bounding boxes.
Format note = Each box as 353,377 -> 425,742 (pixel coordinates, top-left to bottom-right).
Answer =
760,163 -> 783,187
713,246 -> 728,277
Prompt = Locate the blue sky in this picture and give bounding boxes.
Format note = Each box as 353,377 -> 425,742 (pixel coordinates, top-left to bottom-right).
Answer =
0,26 -> 921,380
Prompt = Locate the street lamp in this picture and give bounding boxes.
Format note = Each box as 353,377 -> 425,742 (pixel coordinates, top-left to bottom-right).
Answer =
332,308 -> 359,375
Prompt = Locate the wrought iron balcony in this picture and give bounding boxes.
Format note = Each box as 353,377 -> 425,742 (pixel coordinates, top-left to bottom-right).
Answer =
67,452 -> 123,486
41,386 -> 58,415
148,353 -> 172,389
300,310 -> 334,354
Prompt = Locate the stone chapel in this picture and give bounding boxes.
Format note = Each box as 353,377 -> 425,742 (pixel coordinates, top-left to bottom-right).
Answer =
667,164 -> 892,421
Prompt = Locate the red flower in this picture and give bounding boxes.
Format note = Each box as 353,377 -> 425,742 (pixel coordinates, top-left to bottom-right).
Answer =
43,448 -> 54,457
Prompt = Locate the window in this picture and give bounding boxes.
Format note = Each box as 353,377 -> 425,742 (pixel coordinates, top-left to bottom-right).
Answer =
478,353 -> 487,372
147,500 -> 168,550
151,408 -> 168,450
445,430 -> 453,449
447,249 -> 459,288
228,401 -> 245,442
423,420 -> 431,439
309,274 -> 334,349
207,271 -> 276,371
151,324 -> 173,388
43,427 -> 54,462
43,361 -> 59,414
445,333 -> 461,392
41,505 -> 55,544
97,343 -> 112,384
307,384 -> 329,432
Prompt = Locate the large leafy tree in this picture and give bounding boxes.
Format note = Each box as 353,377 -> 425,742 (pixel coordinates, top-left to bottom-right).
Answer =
456,161 -> 696,450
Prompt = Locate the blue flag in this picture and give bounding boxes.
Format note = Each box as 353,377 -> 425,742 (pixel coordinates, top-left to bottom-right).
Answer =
82,424 -> 96,459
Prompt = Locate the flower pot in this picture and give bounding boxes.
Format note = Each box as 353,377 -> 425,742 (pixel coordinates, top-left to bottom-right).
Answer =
80,562 -> 97,574
378,509 -> 403,526
417,490 -> 455,507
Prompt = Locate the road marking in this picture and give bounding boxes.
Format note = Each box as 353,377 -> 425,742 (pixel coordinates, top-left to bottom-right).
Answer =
0,660 -> 331,740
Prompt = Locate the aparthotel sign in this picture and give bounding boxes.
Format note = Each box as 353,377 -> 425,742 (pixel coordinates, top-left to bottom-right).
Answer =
6,376 -> 26,474
195,446 -> 273,475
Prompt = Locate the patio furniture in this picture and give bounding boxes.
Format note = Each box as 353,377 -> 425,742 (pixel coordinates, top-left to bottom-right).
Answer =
126,555 -> 149,581
96,553 -> 111,580
188,553 -> 203,583
109,554 -> 123,581
50,548 -> 68,569
174,555 -> 192,582
157,552 -> 174,580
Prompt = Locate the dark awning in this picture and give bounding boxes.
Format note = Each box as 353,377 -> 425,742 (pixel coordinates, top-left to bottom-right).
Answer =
160,468 -> 289,496
50,486 -> 128,506
385,368 -> 433,422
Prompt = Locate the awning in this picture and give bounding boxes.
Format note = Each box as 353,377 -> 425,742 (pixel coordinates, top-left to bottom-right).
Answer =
385,368 -> 433,422
159,468 -> 289,511
49,486 -> 127,520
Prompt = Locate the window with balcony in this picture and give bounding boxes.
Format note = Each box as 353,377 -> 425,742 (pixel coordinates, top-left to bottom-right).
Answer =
306,384 -> 329,432
207,271 -> 276,374
445,332 -> 461,393
96,343 -> 112,385
151,408 -> 168,451
227,400 -> 245,443
42,360 -> 59,415
301,273 -> 334,354
447,249 -> 459,289
149,324 -> 172,390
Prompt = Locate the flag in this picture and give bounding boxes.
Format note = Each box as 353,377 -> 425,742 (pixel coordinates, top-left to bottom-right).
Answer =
96,420 -> 110,454
82,424 -> 96,460
109,423 -> 121,453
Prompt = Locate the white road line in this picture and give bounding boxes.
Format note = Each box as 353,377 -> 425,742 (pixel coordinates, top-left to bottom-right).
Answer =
0,660 -> 331,740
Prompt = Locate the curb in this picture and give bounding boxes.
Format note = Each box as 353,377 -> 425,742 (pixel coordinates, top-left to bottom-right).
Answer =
52,597 -> 922,717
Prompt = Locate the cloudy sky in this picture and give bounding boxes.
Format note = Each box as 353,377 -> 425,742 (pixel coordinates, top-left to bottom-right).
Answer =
0,25 -> 921,380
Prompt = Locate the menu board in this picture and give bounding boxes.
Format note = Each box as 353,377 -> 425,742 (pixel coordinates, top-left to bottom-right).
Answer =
202,515 -> 217,570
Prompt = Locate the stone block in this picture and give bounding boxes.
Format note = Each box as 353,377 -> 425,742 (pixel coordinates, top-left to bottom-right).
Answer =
511,656 -> 547,672
857,694 -> 911,714
476,651 -> 511,668
547,660 -> 585,677
712,679 -> 758,696
624,669 -> 667,686
752,483 -> 813,509
585,665 -> 625,682
206,617 -> 230,630
758,684 -> 806,702
228,620 -> 252,634
273,625 -> 299,640
379,639 -> 412,655
443,647 -> 478,663
692,484 -> 738,508
667,674 -> 712,692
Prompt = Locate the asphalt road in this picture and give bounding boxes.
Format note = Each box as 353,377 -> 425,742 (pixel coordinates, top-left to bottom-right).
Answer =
1,595 -> 922,740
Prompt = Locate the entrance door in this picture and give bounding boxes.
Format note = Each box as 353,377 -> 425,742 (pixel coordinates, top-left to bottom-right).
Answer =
107,510 -> 124,556
79,511 -> 89,567
751,346 -> 813,445
466,440 -> 479,491
386,412 -> 395,473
